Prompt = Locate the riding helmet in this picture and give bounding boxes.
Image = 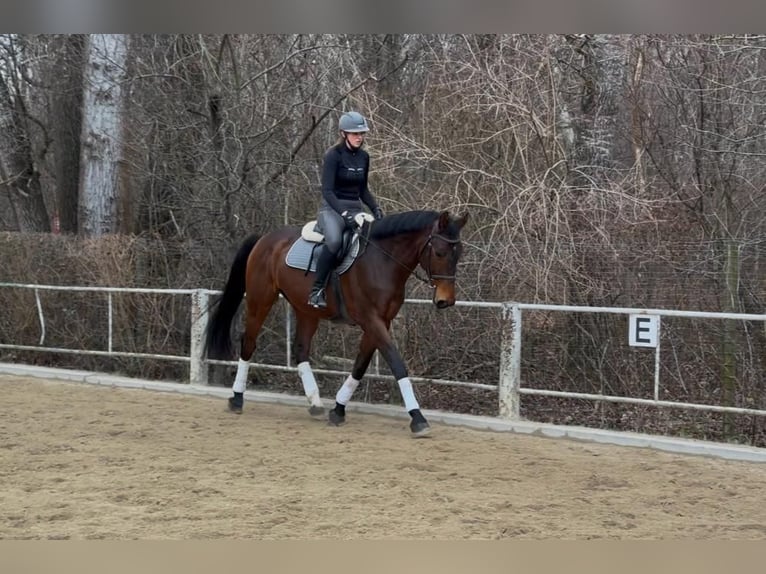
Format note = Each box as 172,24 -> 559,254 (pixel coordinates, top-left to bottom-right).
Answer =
338,111 -> 369,133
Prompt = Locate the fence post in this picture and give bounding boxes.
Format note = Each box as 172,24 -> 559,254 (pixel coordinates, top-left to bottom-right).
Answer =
190,289 -> 209,386
498,302 -> 521,420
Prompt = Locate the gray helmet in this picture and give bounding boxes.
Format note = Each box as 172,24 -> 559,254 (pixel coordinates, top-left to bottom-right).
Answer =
338,111 -> 369,133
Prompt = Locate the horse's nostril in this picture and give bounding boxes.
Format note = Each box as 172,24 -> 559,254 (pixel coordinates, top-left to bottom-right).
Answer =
436,300 -> 449,309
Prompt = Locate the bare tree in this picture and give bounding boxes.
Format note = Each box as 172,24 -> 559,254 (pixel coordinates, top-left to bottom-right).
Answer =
639,35 -> 766,435
49,34 -> 86,234
0,35 -> 51,232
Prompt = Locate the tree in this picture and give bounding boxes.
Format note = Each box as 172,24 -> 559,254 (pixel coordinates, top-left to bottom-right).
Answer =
0,35 -> 51,232
50,34 -> 86,234
78,34 -> 129,236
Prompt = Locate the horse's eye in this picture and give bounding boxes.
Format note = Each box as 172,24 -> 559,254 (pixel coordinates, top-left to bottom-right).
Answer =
434,250 -> 448,258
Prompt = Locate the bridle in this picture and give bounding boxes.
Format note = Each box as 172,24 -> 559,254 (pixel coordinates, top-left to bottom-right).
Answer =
362,228 -> 461,288
416,233 -> 460,286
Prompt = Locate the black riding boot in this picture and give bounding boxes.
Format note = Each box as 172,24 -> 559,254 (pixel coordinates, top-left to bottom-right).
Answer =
308,246 -> 336,308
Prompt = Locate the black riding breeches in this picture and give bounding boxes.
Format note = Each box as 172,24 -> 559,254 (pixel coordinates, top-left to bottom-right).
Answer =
318,203 -> 359,255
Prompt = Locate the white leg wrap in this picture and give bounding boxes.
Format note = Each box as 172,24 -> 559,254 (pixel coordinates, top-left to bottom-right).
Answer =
297,361 -> 322,407
335,375 -> 361,405
397,377 -> 420,412
233,359 -> 249,393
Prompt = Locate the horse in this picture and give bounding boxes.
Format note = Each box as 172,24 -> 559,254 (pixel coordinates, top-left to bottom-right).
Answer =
205,209 -> 469,437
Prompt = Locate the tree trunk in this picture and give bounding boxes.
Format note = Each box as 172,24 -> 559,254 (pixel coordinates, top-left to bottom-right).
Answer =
0,56 -> 51,232
567,34 -> 627,188
629,39 -> 647,195
78,34 -> 129,236
51,34 -> 86,234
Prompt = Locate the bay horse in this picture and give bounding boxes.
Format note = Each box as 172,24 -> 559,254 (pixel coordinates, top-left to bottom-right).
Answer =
205,209 -> 469,437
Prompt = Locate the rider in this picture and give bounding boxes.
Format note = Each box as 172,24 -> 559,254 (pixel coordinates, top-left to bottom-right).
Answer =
308,110 -> 384,308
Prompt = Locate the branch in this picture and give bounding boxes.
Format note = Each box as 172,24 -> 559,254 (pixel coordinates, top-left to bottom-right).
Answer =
260,56 -> 408,190
238,42 -> 342,92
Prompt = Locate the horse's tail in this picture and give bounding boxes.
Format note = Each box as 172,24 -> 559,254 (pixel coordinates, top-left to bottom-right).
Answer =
205,233 -> 261,360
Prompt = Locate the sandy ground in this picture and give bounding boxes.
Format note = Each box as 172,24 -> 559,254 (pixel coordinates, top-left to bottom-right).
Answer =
1,374 -> 765,540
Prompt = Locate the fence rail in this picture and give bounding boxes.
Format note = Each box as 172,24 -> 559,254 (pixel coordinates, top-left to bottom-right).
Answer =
1,282 -> 765,422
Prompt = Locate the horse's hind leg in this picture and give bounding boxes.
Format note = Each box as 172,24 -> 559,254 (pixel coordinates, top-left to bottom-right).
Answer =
228,288 -> 278,414
293,312 -> 324,418
328,331 -> 377,427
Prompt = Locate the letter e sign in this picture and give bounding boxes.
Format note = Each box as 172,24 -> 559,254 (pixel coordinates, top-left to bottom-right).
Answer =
628,314 -> 659,348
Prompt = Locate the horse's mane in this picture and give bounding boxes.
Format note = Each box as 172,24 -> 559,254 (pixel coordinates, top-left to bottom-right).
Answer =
369,210 -> 440,240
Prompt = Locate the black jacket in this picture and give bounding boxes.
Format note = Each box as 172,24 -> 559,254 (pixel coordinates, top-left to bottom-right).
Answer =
320,142 -> 379,214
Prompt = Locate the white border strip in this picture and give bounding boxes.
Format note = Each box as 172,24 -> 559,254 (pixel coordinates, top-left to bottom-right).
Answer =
1,362 -> 764,463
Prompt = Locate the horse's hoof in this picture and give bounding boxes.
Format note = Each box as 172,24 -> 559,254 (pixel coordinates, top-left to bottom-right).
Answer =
327,409 -> 346,427
410,421 -> 431,438
228,397 -> 243,414
308,405 -> 326,419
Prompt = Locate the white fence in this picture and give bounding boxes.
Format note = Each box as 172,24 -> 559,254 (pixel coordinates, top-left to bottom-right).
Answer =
1,282 -> 765,421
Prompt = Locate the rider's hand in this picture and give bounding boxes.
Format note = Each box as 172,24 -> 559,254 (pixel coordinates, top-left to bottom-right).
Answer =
373,207 -> 384,220
341,210 -> 358,229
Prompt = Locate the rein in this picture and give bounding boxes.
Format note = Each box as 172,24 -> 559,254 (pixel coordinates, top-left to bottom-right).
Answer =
361,228 -> 459,287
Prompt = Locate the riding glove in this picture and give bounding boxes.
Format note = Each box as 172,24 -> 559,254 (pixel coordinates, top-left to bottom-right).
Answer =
341,210 -> 358,229
373,207 -> 384,220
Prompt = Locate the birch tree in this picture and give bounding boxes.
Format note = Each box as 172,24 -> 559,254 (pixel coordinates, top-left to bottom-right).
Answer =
78,34 -> 128,236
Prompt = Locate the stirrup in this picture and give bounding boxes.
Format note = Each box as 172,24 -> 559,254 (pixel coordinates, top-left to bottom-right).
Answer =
308,288 -> 327,308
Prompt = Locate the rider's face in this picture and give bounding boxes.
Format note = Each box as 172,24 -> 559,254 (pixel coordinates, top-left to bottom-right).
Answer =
344,131 -> 366,149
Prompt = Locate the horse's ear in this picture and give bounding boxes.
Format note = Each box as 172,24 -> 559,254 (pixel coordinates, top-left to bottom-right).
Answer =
438,210 -> 450,231
456,212 -> 469,230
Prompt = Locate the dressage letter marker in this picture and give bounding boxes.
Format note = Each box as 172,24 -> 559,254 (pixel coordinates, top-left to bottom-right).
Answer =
628,314 -> 659,348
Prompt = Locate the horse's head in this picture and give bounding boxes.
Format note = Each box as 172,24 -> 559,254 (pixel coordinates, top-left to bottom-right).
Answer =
420,210 -> 469,309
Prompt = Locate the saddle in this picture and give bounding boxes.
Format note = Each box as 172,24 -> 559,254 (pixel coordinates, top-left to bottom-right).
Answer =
285,212 -> 374,274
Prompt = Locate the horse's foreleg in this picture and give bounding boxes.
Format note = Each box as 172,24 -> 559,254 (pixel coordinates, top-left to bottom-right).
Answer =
328,331 -> 377,426
348,322 -> 430,437
294,314 -> 324,418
